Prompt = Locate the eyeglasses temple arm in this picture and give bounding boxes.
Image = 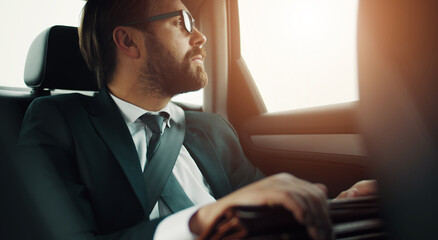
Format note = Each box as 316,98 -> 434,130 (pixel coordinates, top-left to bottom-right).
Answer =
122,10 -> 183,26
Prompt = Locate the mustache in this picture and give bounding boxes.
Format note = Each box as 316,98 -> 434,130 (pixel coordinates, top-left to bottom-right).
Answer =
186,47 -> 207,60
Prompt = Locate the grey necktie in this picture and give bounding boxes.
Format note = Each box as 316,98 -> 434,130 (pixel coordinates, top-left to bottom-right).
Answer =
140,113 -> 194,214
140,113 -> 165,161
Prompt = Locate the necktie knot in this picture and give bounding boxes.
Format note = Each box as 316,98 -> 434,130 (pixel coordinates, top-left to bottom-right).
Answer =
140,113 -> 166,134
140,112 -> 169,161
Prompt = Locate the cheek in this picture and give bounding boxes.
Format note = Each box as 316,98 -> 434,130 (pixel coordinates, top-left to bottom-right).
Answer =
153,26 -> 192,61
165,33 -> 191,60
169,42 -> 190,61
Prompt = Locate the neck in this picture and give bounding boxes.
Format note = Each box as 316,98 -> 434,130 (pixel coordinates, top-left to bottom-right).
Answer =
107,81 -> 172,112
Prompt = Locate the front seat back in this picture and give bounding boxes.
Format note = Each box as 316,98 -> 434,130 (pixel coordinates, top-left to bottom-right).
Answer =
358,0 -> 438,239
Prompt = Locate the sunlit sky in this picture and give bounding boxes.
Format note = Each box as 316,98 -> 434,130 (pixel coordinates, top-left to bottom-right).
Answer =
239,0 -> 359,112
0,0 -> 359,111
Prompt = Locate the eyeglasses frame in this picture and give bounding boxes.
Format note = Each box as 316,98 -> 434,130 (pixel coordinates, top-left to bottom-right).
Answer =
122,9 -> 195,34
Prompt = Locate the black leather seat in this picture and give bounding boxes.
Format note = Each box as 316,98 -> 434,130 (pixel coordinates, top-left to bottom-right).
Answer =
24,25 -> 98,93
0,25 -> 97,240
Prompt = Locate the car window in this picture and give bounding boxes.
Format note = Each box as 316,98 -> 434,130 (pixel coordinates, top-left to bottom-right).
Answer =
0,0 -> 85,88
238,0 -> 359,112
172,90 -> 203,106
0,0 -> 202,105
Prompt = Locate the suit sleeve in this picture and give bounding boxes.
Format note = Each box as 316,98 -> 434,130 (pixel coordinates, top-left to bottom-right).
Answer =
14,97 -> 163,240
217,115 -> 265,189
194,112 -> 264,193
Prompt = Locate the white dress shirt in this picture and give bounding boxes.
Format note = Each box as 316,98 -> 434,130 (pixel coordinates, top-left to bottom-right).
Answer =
110,94 -> 216,239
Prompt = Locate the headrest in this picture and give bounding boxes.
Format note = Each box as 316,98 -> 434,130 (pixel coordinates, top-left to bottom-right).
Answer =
24,25 -> 99,91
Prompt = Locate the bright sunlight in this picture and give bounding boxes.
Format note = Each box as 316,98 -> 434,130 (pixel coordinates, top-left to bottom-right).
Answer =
239,0 -> 359,112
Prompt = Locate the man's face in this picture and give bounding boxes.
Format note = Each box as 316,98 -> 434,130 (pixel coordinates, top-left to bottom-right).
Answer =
138,0 -> 208,98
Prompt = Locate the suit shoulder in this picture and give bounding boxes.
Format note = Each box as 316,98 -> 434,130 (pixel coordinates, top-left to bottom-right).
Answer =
185,111 -> 226,125
28,93 -> 92,111
32,93 -> 91,105
185,111 -> 235,134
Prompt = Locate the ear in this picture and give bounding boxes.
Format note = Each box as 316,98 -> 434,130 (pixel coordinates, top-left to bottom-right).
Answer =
113,26 -> 140,59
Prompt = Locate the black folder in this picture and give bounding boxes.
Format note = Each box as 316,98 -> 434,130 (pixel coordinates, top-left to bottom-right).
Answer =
198,196 -> 387,240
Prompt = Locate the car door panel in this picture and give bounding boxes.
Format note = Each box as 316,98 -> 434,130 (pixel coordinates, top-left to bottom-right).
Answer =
237,103 -> 369,198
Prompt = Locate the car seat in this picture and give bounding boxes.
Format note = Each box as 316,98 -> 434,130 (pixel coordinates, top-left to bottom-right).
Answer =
1,25 -> 97,240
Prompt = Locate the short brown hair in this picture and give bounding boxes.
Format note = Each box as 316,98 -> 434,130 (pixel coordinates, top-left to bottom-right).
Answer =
79,0 -> 156,88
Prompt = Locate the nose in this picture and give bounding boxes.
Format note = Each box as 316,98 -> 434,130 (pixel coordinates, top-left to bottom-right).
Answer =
190,27 -> 207,48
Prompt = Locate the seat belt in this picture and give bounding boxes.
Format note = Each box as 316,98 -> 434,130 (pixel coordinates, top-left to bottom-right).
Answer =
142,106 -> 188,217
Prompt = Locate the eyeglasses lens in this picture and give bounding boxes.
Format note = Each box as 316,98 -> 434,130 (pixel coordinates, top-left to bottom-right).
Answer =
182,11 -> 192,33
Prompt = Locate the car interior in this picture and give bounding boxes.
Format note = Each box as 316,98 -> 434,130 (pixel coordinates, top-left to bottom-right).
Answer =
1,0 -> 437,239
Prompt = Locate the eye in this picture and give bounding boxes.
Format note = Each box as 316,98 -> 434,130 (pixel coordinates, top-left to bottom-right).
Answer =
175,20 -> 185,30
175,19 -> 187,32
176,17 -> 184,25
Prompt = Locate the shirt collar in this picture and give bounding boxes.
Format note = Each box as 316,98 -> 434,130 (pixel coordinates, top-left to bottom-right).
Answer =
110,93 -> 171,128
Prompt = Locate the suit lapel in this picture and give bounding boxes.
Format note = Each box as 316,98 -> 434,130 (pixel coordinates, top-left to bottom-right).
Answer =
86,95 -> 233,211
88,88 -> 148,213
184,116 -> 233,198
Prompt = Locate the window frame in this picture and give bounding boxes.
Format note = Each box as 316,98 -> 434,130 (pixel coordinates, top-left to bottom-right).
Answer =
231,0 -> 360,114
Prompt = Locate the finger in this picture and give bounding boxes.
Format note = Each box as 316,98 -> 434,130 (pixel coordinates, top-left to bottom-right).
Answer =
272,182 -> 331,239
346,188 -> 358,198
335,190 -> 348,199
276,190 -> 308,224
267,183 -> 312,225
305,185 -> 331,228
271,175 -> 330,228
314,183 -> 328,195
294,184 -> 331,239
266,174 -> 332,237
336,188 -> 358,199
355,180 -> 378,196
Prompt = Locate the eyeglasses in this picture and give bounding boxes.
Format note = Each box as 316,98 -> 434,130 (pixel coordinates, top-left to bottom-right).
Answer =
122,9 -> 195,34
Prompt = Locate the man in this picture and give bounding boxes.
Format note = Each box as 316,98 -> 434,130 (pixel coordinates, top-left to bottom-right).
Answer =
16,0 -> 376,239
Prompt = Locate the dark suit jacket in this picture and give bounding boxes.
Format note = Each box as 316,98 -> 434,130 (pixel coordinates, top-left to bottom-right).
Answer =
15,88 -> 264,240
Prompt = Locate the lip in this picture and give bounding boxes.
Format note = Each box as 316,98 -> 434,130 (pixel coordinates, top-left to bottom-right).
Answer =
191,55 -> 204,63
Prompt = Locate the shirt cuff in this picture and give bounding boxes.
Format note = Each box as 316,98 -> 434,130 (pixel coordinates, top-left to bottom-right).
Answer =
153,205 -> 201,240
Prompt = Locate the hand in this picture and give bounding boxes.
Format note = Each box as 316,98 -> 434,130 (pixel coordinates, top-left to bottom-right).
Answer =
336,180 -> 378,199
190,173 -> 333,240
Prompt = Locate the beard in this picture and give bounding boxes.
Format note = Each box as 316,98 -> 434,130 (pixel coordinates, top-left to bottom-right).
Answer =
139,35 -> 208,98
